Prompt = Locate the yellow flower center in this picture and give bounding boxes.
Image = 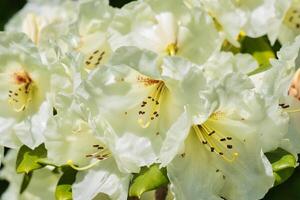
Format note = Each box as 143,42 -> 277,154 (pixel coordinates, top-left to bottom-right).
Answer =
8,71 -> 35,112
166,43 -> 178,56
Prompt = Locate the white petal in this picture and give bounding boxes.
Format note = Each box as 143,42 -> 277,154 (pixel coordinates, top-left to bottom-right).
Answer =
109,47 -> 161,79
160,110 -> 191,166
72,158 -> 131,200
162,56 -> 217,124
167,133 -> 224,200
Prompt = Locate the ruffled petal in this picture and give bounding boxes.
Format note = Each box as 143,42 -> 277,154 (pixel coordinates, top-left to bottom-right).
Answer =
72,158 -> 131,200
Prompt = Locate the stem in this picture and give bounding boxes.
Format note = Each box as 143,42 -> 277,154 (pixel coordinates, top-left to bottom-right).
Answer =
155,186 -> 168,200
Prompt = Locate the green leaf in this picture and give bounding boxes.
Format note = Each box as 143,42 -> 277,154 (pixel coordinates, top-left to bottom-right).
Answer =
265,148 -> 297,186
20,171 -> 33,194
55,166 -> 77,200
241,36 -> 275,75
129,164 -> 169,198
16,144 -> 47,174
262,166 -> 300,200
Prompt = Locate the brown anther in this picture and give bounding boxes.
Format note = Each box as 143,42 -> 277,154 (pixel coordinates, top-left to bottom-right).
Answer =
208,130 -> 215,136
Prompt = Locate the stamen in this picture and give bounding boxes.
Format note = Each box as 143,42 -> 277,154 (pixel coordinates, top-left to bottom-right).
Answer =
284,6 -> 300,31
193,124 -> 238,162
137,81 -> 166,128
68,143 -> 111,170
285,109 -> 300,113
85,50 -> 106,69
279,104 -> 300,113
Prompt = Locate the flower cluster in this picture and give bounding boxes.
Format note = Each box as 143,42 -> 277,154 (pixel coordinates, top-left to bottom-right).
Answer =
1,0 -> 300,200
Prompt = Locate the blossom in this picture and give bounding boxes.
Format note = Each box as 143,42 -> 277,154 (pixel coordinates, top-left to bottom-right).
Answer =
109,0 -> 222,64
253,36 -> 300,155
165,74 -> 285,200
1,0 -> 300,199
5,0 -> 78,45
72,0 -> 115,70
77,46 -> 218,173
187,0 -> 291,45
44,96 -> 131,200
158,51 -> 289,199
0,32 -> 52,148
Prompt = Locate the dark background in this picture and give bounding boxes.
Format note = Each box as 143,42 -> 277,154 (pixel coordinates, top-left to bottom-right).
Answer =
0,0 -> 299,199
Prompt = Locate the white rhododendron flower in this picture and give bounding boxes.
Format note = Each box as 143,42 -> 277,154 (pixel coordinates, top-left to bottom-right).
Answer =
0,32 -> 52,148
1,0 -> 300,199
160,54 -> 288,199
254,36 -> 300,155
186,0 -> 291,45
110,0 -> 222,64
44,96 -> 131,200
5,0 -> 78,45
78,47 -> 192,172
166,75 -> 284,200
72,0 -> 115,70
